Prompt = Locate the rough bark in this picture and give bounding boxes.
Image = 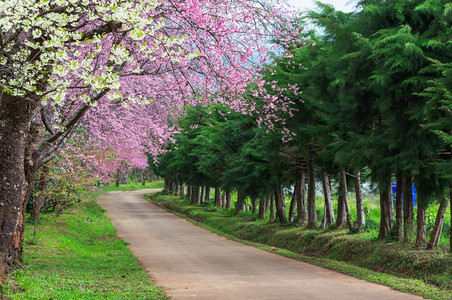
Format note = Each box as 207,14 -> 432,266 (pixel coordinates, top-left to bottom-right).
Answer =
200,186 -> 205,204
395,175 -> 403,241
270,194 -> 275,220
251,197 -> 257,214
415,200 -> 427,247
225,190 -> 231,209
306,158 -> 316,228
205,186 -> 210,202
214,187 -> 221,206
0,93 -> 39,282
321,172 -> 335,227
116,169 -> 121,187
235,190 -> 245,213
180,184 -> 185,198
354,170 -> 365,231
426,198 -> 448,249
295,169 -> 307,224
403,176 -> 414,242
378,184 -> 394,239
258,196 -> 266,219
288,192 -> 296,223
274,186 -> 287,224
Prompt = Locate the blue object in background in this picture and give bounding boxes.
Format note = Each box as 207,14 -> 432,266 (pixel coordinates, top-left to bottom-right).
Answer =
391,183 -> 416,206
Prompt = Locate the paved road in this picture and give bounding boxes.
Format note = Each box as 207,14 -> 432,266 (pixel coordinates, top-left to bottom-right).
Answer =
98,189 -> 421,300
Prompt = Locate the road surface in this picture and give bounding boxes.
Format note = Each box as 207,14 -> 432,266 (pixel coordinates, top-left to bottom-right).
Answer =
98,189 -> 420,300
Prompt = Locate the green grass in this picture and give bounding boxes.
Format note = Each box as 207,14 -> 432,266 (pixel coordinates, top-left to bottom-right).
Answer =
1,199 -> 166,299
102,180 -> 164,192
147,192 -> 452,300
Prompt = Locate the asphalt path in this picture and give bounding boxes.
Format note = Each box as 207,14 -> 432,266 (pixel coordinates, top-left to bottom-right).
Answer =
98,189 -> 421,300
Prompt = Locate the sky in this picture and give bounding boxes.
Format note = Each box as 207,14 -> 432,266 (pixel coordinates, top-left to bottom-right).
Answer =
286,0 -> 357,13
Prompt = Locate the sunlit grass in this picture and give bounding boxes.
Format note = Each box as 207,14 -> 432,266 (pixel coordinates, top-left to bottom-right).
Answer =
1,201 -> 166,299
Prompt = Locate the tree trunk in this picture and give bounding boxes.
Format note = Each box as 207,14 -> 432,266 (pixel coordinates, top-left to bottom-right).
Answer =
180,183 -> 185,197
415,200 -> 427,247
337,169 -> 347,228
235,190 -> 245,213
30,166 -> 50,224
274,186 -> 287,224
321,172 -> 335,226
225,190 -> 231,209
426,198 -> 448,249
450,184 -> 452,253
395,175 -> 403,241
307,158 -> 316,228
295,169 -> 307,224
270,194 -> 275,220
378,183 -> 393,239
174,183 -> 179,196
200,186 -> 205,204
0,94 -> 39,282
214,187 -> 221,206
116,169 -> 121,187
403,176 -> 414,242
187,185 -> 192,200
288,192 -> 296,223
205,186 -> 210,202
194,186 -> 200,204
354,170 -> 365,231
258,196 -> 266,219
251,197 -> 257,214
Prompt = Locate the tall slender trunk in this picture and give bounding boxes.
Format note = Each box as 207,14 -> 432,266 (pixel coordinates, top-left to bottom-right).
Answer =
274,186 -> 287,224
235,190 -> 245,213
403,176 -> 414,242
307,158 -> 316,228
270,194 -> 275,220
214,187 -> 221,206
225,190 -> 231,209
200,186 -> 205,204
288,192 -> 296,223
116,169 -> 121,187
378,183 -> 393,239
415,200 -> 427,247
426,198 -> 448,249
354,170 -> 365,231
395,175 -> 403,241
174,183 -> 179,196
205,186 -> 210,202
180,184 -> 185,197
450,184 -> 452,253
321,172 -> 335,226
295,169 -> 307,224
251,197 -> 257,214
258,196 -> 266,219
187,185 -> 192,200
341,168 -> 353,230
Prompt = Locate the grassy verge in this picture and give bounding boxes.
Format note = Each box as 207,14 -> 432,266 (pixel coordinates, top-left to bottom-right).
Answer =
1,198 -> 166,299
147,192 -> 451,300
102,180 -> 164,192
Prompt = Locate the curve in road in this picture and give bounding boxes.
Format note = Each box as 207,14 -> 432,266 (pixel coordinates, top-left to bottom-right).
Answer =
99,189 -> 420,300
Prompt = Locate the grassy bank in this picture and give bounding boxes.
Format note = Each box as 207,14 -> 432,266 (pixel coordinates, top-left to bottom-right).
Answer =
148,192 -> 451,300
101,180 -> 164,192
1,198 -> 166,299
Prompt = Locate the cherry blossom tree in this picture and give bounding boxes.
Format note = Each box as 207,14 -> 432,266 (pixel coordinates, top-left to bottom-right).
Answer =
0,0 -> 298,280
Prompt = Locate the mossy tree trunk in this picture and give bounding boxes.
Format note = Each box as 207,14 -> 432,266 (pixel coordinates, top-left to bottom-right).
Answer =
403,176 -> 414,242
307,158 -> 316,228
354,170 -> 365,231
321,172 -> 335,227
395,175 -> 404,241
274,185 -> 287,224
295,169 -> 307,224
378,183 -> 394,240
426,198 -> 448,249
